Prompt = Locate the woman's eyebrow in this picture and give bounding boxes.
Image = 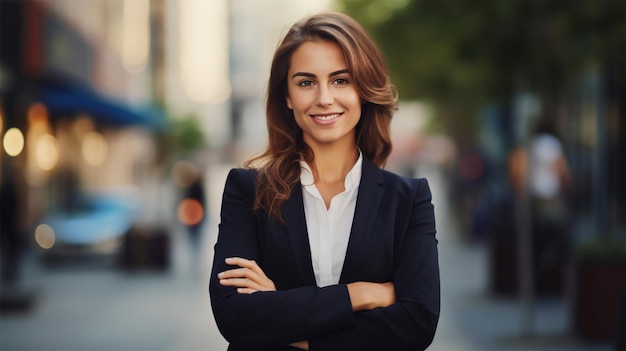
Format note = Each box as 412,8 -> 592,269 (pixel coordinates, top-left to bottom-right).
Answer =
329,69 -> 349,77
292,72 -> 316,79
291,69 -> 350,79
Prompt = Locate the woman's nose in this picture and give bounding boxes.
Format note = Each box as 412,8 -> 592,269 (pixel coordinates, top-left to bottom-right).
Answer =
316,86 -> 334,107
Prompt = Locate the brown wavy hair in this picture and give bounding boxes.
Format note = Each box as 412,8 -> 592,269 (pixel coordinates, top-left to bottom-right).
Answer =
244,12 -> 398,222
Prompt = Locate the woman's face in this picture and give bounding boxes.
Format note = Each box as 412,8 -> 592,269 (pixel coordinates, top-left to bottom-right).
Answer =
286,40 -> 361,150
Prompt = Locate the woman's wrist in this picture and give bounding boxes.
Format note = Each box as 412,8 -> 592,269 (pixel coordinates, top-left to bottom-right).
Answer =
347,282 -> 378,311
347,282 -> 395,311
347,282 -> 367,311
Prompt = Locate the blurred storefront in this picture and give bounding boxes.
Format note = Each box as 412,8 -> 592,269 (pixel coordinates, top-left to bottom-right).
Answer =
0,0 -> 168,285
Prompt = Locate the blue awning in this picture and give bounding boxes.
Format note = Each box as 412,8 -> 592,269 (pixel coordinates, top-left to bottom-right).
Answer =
38,85 -> 165,129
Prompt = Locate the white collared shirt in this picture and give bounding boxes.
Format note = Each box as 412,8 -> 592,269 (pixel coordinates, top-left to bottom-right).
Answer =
299,152 -> 362,287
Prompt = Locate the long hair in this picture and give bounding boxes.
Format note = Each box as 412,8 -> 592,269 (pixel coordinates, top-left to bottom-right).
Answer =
244,12 -> 398,222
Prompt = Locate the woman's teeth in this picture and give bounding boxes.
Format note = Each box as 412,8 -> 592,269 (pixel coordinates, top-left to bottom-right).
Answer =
312,114 -> 340,121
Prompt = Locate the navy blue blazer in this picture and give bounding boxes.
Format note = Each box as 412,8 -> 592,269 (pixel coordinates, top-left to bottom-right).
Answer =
209,157 -> 440,350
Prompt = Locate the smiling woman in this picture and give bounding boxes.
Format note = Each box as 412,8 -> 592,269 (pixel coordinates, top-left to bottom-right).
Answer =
209,12 -> 440,351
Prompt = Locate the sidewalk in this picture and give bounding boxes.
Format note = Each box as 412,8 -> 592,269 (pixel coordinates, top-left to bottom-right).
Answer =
0,163 -> 612,351
422,165 -> 611,351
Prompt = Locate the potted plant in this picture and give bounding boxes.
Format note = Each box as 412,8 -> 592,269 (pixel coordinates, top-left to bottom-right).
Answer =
572,237 -> 626,342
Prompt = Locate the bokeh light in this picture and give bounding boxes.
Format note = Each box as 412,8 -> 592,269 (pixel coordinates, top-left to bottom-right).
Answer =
71,116 -> 95,140
177,198 -> 204,226
82,131 -> 108,166
35,224 -> 56,250
3,127 -> 25,157
35,134 -> 60,171
27,103 -> 48,125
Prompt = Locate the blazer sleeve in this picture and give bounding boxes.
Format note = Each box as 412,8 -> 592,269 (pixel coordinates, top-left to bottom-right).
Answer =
209,169 -> 356,349
309,178 -> 440,350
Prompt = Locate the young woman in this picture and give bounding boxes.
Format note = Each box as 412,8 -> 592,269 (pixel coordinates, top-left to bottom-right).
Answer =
209,12 -> 440,350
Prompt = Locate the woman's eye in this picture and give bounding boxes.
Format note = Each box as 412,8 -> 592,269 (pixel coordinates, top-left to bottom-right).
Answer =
334,78 -> 349,85
298,80 -> 314,87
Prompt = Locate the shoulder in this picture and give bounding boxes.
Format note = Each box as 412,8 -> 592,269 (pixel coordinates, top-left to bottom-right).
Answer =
361,158 -> 431,204
379,169 -> 435,233
227,168 -> 258,182
361,157 -> 432,198
224,168 -> 259,196
379,168 -> 432,198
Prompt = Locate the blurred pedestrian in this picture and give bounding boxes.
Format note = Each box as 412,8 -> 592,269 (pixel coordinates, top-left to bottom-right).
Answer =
183,173 -> 205,242
528,123 -> 572,295
209,12 -> 439,350
507,121 -> 573,295
173,161 -> 206,241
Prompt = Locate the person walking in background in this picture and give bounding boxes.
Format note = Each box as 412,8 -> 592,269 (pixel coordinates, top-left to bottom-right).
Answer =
209,12 -> 439,350
183,170 -> 206,243
507,120 -> 573,296
528,123 -> 572,295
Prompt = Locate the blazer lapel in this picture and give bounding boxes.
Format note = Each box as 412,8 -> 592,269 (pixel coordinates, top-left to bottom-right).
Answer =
339,158 -> 384,283
284,184 -> 317,286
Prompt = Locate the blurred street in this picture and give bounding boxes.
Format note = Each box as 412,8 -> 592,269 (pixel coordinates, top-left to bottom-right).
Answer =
0,163 -> 611,351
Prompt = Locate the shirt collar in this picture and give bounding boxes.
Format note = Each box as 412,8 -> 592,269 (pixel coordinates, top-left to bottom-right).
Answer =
300,150 -> 363,191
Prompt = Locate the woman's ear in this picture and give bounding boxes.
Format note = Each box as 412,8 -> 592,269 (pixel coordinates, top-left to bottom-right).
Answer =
286,95 -> 293,110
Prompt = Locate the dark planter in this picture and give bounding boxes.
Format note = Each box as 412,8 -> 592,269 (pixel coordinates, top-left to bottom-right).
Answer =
573,259 -> 626,342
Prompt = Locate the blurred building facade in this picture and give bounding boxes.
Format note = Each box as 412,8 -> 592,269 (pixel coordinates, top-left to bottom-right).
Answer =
0,0 -> 167,273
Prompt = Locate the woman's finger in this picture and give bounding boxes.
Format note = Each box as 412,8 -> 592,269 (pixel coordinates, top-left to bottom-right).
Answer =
219,277 -> 262,291
219,268 -> 269,288
223,257 -> 276,291
223,257 -> 275,290
225,257 -> 265,275
225,257 -> 250,267
218,267 -> 256,280
236,288 -> 258,294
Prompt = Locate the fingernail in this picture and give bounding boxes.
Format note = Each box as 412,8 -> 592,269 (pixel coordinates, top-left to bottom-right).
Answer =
225,257 -> 233,263
217,272 -> 224,278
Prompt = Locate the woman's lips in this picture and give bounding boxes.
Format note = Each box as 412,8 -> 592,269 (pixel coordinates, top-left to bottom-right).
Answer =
310,113 -> 342,125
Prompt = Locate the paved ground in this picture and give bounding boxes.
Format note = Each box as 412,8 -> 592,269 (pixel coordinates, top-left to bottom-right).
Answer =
0,163 -> 612,351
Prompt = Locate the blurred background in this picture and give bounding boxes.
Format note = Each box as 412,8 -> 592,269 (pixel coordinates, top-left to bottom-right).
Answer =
0,0 -> 624,350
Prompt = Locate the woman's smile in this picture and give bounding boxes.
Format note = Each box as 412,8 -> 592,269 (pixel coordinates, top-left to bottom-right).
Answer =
310,112 -> 343,124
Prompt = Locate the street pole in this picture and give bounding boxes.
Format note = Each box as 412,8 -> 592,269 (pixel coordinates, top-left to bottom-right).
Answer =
513,91 -> 537,338
516,140 -> 534,338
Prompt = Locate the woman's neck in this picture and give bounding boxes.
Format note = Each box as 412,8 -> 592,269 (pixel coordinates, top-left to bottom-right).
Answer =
307,142 -> 359,186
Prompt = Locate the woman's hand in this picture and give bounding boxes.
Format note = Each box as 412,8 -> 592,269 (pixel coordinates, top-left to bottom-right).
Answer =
347,282 -> 395,311
218,257 -> 276,294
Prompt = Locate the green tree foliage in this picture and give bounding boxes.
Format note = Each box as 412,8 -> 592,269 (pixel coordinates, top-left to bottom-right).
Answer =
337,0 -> 625,136
169,114 -> 206,157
